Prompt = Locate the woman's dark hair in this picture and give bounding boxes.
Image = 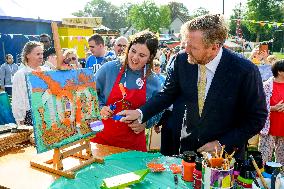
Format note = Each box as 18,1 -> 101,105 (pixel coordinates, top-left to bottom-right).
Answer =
271,59 -> 284,77
123,31 -> 159,77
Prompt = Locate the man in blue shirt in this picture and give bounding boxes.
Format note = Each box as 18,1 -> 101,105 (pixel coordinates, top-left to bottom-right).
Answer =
86,34 -> 115,74
152,60 -> 165,88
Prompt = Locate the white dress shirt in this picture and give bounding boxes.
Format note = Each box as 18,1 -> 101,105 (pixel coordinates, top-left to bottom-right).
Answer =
198,48 -> 223,99
12,65 -> 50,124
138,48 -> 223,123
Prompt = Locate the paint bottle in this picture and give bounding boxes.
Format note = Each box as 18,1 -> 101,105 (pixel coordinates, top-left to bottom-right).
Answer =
193,157 -> 202,189
182,151 -> 196,182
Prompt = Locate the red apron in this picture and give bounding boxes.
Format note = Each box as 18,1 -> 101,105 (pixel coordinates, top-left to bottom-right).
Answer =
91,67 -> 147,151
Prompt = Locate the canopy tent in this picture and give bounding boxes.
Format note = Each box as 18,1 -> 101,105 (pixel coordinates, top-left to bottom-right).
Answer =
224,40 -> 242,48
0,0 -> 39,19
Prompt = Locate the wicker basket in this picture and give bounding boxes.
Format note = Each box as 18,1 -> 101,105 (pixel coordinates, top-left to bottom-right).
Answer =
0,129 -> 33,152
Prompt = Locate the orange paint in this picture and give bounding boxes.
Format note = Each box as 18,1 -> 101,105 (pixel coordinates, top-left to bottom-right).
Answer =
147,163 -> 166,172
119,83 -> 126,97
75,98 -> 82,124
170,164 -> 182,174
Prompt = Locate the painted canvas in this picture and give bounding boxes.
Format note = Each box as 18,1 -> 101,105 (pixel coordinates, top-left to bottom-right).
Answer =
26,68 -> 103,153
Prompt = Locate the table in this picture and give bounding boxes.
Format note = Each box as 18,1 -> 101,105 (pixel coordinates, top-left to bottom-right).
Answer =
0,143 -> 127,189
0,142 -> 192,189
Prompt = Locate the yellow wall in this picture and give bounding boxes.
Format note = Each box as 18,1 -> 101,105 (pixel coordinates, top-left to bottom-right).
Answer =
58,27 -> 93,59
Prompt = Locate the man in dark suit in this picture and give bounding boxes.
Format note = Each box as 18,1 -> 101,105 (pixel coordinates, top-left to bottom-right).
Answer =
118,14 -> 267,157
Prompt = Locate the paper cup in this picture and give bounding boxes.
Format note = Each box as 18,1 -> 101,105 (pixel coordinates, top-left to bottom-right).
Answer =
202,162 -> 234,189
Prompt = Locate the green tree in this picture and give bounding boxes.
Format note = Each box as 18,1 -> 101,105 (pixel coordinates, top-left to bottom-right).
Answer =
245,0 -> 284,42
72,0 -> 128,30
167,2 -> 190,22
128,0 -> 171,32
192,7 -> 209,18
229,3 -> 255,41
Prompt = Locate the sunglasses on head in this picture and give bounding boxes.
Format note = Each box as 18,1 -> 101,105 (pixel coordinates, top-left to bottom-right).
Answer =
63,57 -> 77,64
117,44 -> 127,48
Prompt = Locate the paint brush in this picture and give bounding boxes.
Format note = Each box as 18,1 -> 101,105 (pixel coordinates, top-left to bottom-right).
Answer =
215,146 -> 219,158
220,145 -> 225,158
250,172 -> 261,188
249,155 -> 269,189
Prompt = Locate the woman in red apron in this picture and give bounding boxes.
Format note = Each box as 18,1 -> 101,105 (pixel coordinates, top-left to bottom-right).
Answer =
91,31 -> 161,151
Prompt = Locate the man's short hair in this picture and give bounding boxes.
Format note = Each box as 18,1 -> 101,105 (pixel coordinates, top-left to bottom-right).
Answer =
40,33 -> 51,41
88,34 -> 104,45
180,14 -> 228,46
115,36 -> 128,45
5,54 -> 13,60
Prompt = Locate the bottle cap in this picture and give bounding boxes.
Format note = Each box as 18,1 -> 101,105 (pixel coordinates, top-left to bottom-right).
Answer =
183,151 -> 196,163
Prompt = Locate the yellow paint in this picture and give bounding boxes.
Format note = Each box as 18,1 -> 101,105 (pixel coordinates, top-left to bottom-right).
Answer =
58,27 -> 94,59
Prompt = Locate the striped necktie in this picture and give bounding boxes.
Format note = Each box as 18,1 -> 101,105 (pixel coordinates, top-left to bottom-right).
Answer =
198,65 -> 207,116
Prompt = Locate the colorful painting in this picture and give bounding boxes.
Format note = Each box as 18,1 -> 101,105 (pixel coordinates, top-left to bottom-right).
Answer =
26,68 -> 103,153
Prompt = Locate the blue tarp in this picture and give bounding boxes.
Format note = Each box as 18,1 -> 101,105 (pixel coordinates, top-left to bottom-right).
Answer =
0,16 -> 53,64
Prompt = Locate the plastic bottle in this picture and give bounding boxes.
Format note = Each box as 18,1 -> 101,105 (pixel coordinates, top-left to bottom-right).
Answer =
182,151 -> 196,182
193,157 -> 202,189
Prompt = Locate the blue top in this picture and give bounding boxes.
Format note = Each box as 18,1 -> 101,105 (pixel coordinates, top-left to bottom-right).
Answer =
95,60 -> 162,128
156,74 -> 166,88
257,64 -> 273,81
85,51 -> 116,68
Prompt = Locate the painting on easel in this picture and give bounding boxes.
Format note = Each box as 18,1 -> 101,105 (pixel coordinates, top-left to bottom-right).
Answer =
26,68 -> 103,153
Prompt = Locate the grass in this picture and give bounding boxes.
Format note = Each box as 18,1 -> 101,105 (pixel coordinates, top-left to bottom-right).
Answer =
273,52 -> 284,59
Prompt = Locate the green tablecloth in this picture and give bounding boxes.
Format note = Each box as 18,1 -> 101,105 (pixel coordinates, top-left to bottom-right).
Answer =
49,151 -> 193,189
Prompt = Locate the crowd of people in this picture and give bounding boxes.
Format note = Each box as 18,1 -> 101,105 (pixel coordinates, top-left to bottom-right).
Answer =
0,14 -> 283,167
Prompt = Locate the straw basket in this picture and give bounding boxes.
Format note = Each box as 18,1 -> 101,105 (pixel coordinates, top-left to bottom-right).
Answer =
0,129 -> 33,152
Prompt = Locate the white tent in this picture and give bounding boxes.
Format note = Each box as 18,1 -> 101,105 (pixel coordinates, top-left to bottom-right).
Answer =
94,25 -> 110,31
0,0 -> 38,19
224,40 -> 242,48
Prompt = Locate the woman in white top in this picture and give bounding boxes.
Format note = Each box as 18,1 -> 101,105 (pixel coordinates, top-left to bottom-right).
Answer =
12,41 -> 50,125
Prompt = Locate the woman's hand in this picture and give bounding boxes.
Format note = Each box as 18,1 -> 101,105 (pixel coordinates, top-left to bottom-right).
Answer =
271,100 -> 284,112
100,106 -> 114,120
128,120 -> 146,134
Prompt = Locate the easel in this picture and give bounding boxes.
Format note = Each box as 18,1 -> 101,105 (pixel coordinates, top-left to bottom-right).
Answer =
30,138 -> 104,179
30,22 -> 103,179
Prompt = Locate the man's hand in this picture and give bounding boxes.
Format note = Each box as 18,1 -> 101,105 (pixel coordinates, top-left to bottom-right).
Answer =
128,120 -> 146,134
117,110 -> 141,123
100,106 -> 113,120
197,140 -> 221,155
271,100 -> 284,112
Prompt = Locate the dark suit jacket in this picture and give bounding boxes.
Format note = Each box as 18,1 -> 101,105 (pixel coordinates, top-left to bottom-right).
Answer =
141,48 -> 268,156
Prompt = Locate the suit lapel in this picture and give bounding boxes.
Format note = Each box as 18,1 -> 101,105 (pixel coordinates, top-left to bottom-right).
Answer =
199,49 -> 232,121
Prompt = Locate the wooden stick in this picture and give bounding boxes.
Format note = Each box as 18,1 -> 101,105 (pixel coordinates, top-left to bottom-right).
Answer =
249,155 -> 269,189
215,146 -> 219,158
51,22 -> 63,69
220,145 -> 225,158
228,150 -> 235,159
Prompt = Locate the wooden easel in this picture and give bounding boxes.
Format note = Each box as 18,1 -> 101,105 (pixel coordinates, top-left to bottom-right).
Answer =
30,138 -> 104,179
